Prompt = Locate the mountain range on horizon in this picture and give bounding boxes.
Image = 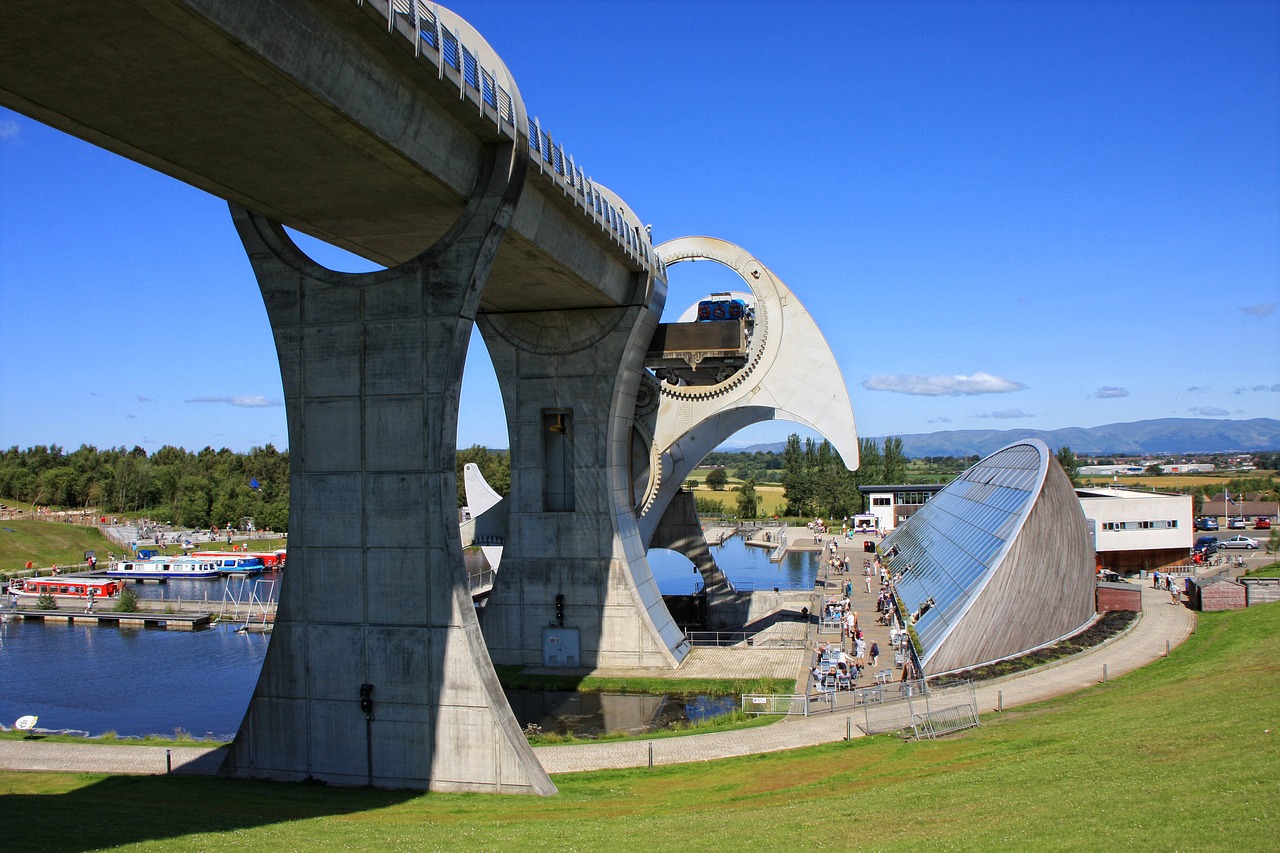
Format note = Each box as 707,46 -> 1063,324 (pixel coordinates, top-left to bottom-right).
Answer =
730,417 -> 1280,459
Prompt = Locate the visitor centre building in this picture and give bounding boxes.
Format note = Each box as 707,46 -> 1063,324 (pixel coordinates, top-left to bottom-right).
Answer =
882,439 -> 1096,676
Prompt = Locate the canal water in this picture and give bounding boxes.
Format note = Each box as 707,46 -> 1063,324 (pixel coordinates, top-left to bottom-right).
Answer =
0,536 -> 819,739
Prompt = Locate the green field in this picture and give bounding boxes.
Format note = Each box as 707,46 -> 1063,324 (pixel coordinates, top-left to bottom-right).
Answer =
3,600 -> 1278,849
0,520 -> 120,577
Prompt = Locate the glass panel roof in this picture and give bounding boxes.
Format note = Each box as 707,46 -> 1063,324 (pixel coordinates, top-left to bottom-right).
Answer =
884,443 -> 1045,660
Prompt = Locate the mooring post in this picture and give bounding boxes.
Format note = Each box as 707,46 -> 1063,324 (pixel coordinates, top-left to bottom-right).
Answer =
1103,664 -> 1108,683
165,749 -> 172,774
997,690 -> 1003,712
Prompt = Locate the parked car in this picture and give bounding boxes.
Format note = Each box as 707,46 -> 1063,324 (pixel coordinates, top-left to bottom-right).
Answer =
1217,535 -> 1259,550
1194,517 -> 1219,531
1255,517 -> 1273,530
1227,518 -> 1247,530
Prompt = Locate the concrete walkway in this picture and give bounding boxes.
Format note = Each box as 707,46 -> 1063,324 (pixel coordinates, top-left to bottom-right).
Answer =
0,586 -> 1194,778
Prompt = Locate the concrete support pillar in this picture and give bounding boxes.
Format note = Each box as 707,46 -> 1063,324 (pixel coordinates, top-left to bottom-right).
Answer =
220,147 -> 554,794
477,300 -> 690,669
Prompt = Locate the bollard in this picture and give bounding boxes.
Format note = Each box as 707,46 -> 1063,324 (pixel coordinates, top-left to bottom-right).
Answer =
1103,664 -> 1108,683
1165,639 -> 1170,657
846,717 -> 852,741
997,690 -> 1003,713
166,749 -> 172,774
648,742 -> 654,769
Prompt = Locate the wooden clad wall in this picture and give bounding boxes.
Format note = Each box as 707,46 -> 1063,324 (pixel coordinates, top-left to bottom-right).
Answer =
924,457 -> 1096,675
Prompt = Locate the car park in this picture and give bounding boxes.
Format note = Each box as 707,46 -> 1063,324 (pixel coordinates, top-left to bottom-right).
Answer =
1256,517 -> 1273,530
1194,517 -> 1219,531
1218,535 -> 1258,550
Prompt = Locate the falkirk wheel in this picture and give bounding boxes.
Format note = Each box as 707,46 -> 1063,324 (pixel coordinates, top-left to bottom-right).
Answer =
470,234 -> 859,608
635,236 -> 859,587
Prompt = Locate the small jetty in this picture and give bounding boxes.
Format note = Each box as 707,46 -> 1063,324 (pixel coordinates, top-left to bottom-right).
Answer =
12,608 -> 213,630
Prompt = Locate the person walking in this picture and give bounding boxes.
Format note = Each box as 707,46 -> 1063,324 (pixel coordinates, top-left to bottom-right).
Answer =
869,641 -> 880,668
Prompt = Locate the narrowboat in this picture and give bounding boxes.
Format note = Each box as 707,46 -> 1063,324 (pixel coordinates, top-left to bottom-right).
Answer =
12,576 -> 121,606
106,556 -> 221,579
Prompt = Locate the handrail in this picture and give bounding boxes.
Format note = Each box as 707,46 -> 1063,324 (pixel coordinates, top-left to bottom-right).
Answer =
370,0 -> 663,277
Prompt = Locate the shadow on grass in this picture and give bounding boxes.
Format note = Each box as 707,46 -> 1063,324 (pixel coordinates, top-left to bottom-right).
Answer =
2,773 -> 418,853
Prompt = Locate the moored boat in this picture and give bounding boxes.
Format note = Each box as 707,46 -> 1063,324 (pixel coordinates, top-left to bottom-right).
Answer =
193,550 -> 284,570
106,556 -> 221,579
189,552 -> 268,574
12,576 -> 121,606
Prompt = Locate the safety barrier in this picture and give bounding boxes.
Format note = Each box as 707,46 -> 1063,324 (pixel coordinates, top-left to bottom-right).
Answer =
374,0 -> 661,275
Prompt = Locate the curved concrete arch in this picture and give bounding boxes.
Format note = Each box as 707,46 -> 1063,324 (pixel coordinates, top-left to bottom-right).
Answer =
638,237 -> 859,543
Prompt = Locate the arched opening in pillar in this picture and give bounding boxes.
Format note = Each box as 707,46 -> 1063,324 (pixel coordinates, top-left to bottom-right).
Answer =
283,227 -> 387,273
646,547 -> 701,595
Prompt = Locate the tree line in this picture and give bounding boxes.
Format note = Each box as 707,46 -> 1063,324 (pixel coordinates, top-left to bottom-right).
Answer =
0,444 -> 290,531
780,434 -> 910,519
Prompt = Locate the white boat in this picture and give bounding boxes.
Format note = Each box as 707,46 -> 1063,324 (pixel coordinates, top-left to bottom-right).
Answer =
190,552 -> 269,574
106,556 -> 221,579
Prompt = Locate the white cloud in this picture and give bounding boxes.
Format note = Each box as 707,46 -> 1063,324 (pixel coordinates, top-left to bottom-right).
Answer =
1242,303 -> 1276,318
1189,406 -> 1229,416
136,395 -> 156,403
861,371 -> 1025,396
977,409 -> 1034,419
1093,386 -> 1129,399
1252,384 -> 1280,392
185,395 -> 283,408
1185,385 -> 1209,393
927,416 -> 952,424
0,119 -> 19,142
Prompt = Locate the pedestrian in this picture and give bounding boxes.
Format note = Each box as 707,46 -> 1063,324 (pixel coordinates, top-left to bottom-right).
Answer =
869,641 -> 880,668
86,589 -> 95,613
1151,570 -> 1160,589
865,574 -> 872,593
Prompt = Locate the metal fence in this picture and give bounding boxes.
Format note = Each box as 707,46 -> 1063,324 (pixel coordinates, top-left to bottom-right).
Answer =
742,679 -> 980,739
860,681 -> 979,738
740,694 -> 809,716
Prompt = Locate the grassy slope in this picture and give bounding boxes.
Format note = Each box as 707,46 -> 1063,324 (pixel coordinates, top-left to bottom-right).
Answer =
3,603 -> 1278,850
0,521 -> 120,575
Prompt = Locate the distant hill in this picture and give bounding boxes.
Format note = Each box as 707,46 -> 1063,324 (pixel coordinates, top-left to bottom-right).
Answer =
734,417 -> 1280,458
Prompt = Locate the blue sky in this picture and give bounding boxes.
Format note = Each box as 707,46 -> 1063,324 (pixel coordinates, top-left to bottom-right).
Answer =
1,0 -> 1277,455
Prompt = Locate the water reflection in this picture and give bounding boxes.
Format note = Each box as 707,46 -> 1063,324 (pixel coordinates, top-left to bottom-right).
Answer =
505,689 -> 736,737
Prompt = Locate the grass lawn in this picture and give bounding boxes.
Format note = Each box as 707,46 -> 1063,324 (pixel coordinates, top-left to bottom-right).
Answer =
3,603 -> 1278,850
0,521 -> 120,577
1242,560 -> 1280,578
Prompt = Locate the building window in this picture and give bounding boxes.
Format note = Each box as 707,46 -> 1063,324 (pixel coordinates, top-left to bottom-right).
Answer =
872,497 -> 891,506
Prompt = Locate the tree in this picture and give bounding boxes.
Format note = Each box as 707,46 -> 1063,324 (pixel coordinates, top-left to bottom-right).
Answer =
694,496 -> 725,516
1055,446 -> 1080,487
736,477 -> 760,519
705,467 -> 728,491
882,437 -> 907,485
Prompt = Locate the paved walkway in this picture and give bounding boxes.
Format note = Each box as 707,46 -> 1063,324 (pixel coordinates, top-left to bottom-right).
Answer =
0,586 -> 1194,777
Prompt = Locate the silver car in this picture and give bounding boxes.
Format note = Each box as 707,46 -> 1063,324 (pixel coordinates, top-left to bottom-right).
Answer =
1218,535 -> 1258,550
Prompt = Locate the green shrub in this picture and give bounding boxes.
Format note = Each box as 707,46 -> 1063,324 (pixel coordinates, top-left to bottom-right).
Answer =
35,593 -> 56,610
112,588 -> 139,612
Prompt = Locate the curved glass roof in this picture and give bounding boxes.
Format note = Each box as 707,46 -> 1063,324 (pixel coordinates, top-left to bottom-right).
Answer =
883,441 -> 1048,664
